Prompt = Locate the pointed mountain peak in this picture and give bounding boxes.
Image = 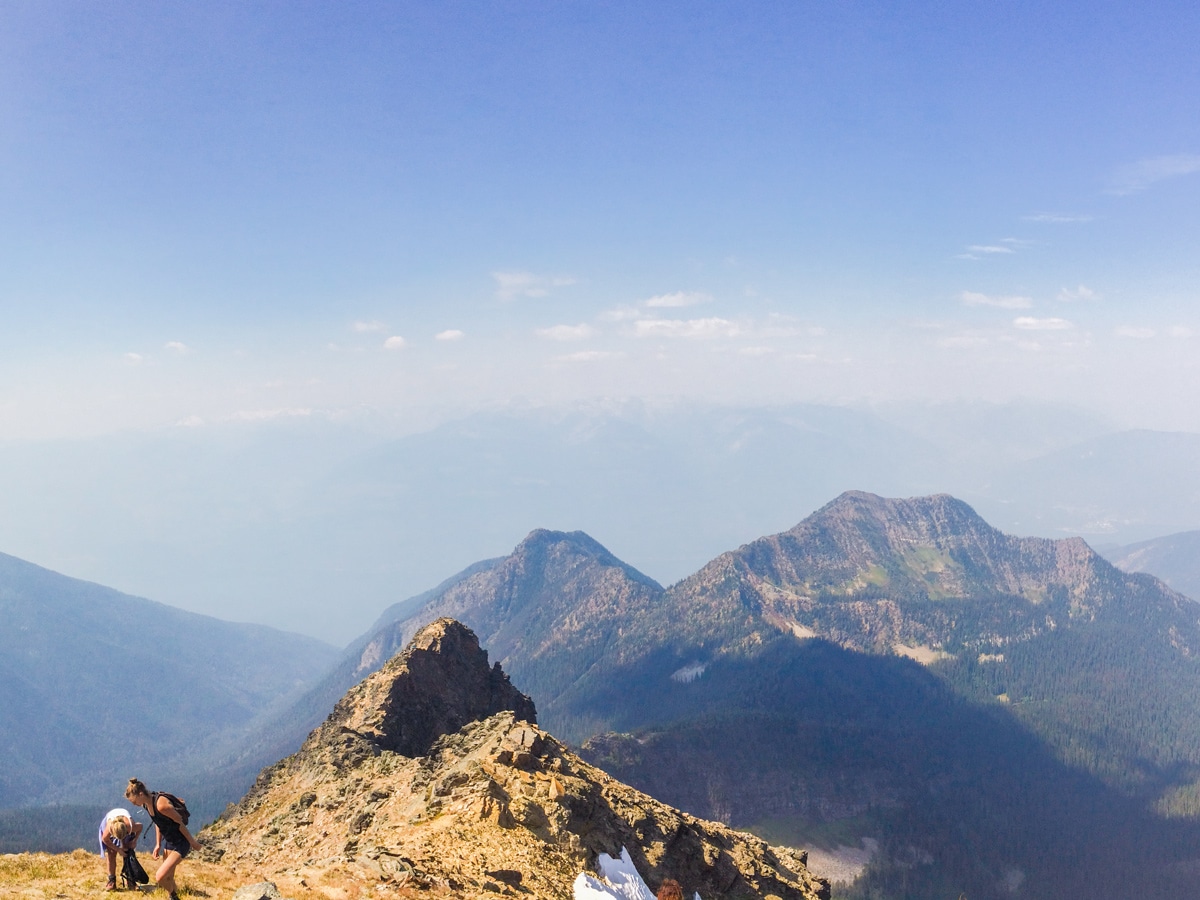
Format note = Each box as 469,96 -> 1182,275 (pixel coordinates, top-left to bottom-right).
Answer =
321,617 -> 536,759
511,528 -> 662,590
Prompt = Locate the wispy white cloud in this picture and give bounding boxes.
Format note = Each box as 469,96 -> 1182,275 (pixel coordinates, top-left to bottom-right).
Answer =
352,320 -> 387,333
492,270 -> 576,300
644,291 -> 711,308
383,335 -> 407,350
957,243 -> 1017,261
739,346 -> 774,356
123,352 -> 144,365
1014,316 -> 1073,331
1108,154 -> 1200,195
435,329 -> 465,341
1023,212 -> 1094,224
175,415 -> 205,428
1169,325 -> 1194,339
1114,326 -> 1156,339
1058,285 -> 1098,303
535,323 -> 595,341
164,341 -> 190,354
634,317 -> 741,339
961,290 -> 1033,309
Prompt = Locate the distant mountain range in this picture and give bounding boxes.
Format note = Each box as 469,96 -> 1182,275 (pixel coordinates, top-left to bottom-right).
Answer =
240,491 -> 1200,898
0,552 -> 336,824
6,400 -> 1200,645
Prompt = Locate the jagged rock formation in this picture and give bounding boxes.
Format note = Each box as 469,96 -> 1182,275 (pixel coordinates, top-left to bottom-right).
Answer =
201,619 -> 829,900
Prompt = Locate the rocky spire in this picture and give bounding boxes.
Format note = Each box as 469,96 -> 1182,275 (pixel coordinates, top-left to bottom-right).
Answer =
320,617 -> 537,758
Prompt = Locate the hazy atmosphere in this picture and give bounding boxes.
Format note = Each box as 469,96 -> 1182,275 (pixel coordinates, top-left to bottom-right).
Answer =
3,2 -> 1199,643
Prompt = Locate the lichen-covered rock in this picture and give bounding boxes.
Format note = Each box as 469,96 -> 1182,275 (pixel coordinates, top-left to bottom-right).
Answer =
230,882 -> 286,900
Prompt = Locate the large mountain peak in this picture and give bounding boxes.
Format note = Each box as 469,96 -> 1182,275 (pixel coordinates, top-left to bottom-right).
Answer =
790,490 -> 1003,552
655,491 -> 1187,664
509,527 -> 663,591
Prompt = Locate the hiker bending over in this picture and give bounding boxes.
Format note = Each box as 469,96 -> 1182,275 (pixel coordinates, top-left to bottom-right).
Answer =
125,778 -> 200,900
98,808 -> 143,891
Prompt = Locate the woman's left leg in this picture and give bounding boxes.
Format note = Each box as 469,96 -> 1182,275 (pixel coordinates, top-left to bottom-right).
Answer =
154,850 -> 184,896
103,847 -> 118,888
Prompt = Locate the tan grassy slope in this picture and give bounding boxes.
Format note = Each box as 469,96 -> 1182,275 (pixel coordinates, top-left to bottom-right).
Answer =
0,851 -> 235,900
0,849 -> 444,900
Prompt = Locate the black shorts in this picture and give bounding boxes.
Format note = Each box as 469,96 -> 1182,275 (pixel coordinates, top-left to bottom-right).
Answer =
162,835 -> 191,859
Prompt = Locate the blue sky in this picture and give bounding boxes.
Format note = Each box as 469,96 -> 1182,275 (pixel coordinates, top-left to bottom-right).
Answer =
3,0 -> 1200,439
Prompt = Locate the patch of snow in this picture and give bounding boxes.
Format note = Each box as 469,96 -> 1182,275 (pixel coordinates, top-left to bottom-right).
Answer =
803,837 -> 879,886
671,662 -> 707,683
573,848 -> 657,900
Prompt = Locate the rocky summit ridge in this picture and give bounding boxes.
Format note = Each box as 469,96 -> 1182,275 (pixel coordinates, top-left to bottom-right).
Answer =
200,618 -> 829,900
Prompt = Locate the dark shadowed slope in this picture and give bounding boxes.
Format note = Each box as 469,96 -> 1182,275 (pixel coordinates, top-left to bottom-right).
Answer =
0,551 -> 337,815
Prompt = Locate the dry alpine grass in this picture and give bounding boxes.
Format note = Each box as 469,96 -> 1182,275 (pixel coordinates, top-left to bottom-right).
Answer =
0,850 -> 448,900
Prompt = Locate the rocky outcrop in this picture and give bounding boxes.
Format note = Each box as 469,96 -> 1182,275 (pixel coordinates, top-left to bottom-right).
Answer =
200,619 -> 829,900
316,617 -> 537,759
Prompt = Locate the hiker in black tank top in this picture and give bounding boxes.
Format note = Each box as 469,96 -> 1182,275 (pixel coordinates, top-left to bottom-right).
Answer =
148,792 -> 187,844
125,778 -> 200,900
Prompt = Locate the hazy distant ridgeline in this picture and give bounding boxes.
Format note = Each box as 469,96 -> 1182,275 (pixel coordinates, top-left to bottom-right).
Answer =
1102,528 -> 1200,604
0,552 -> 337,816
9,401 -> 1200,646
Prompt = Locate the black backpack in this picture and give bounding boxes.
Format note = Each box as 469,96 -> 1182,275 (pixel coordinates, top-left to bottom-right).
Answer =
154,791 -> 190,826
121,851 -> 149,889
